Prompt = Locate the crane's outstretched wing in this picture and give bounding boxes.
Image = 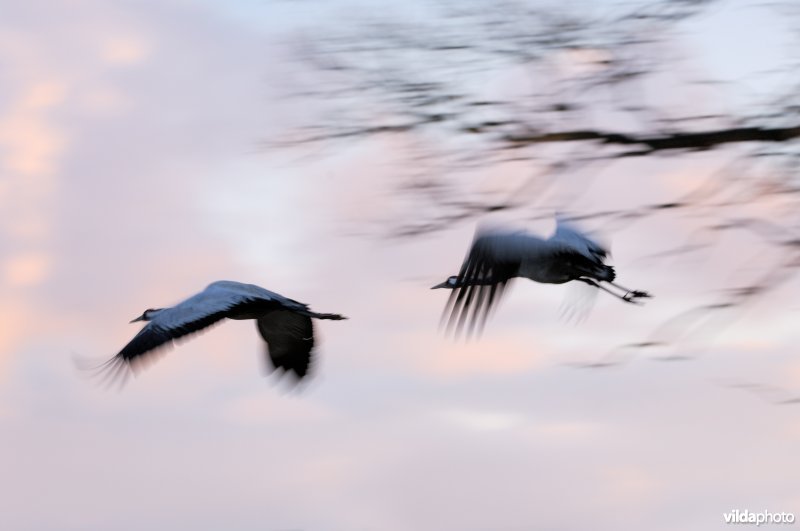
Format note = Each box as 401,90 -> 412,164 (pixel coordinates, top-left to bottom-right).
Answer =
257,311 -> 315,380
443,231 -> 520,337
92,283 -> 283,385
550,215 -> 608,262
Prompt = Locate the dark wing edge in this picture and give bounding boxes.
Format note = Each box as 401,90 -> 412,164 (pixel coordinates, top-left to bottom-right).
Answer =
85,310 -> 231,388
256,311 -> 315,382
442,236 -> 517,338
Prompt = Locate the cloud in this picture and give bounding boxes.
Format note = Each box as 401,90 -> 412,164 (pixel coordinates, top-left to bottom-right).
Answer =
100,35 -> 151,65
219,389 -> 335,426
0,81 -> 67,177
3,252 -> 50,287
0,300 -> 35,365
438,406 -> 523,431
410,333 -> 546,379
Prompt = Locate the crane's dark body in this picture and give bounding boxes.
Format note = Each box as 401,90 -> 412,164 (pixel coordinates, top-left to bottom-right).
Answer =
99,280 -> 345,385
434,219 -> 649,336
463,231 -> 615,286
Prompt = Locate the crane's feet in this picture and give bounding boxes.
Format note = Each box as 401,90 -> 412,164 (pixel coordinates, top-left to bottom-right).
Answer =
622,290 -> 652,303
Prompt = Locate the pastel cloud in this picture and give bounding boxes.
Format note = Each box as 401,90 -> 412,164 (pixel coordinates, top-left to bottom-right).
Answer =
406,333 -> 546,378
0,80 -> 67,177
1,2 -> 800,531
438,406 -> 524,431
100,35 -> 151,65
3,251 -> 50,287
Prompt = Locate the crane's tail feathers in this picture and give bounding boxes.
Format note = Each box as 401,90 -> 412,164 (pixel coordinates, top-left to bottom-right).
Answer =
604,265 -> 616,282
565,254 -> 615,282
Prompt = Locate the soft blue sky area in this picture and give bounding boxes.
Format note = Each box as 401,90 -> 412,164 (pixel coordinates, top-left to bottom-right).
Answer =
682,1 -> 797,110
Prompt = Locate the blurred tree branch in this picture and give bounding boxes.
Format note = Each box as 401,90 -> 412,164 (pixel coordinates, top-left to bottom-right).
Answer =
278,0 -> 800,365
502,125 -> 800,154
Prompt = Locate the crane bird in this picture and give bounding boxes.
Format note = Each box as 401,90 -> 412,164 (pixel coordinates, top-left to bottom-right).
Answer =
432,217 -> 651,336
92,280 -> 346,385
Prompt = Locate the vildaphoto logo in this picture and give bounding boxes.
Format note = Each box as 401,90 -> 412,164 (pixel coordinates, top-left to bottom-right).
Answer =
724,509 -> 796,526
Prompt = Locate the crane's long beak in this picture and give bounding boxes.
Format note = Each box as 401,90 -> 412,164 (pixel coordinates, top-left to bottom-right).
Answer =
129,315 -> 145,323
431,280 -> 451,289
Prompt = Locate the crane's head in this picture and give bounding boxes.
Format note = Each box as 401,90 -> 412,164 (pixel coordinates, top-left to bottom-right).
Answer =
130,308 -> 164,323
431,276 -> 459,289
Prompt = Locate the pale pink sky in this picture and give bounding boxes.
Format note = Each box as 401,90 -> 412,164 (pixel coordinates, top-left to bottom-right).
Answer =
1,1 -> 799,530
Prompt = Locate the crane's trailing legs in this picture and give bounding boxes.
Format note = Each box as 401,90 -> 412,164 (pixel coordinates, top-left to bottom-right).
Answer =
608,280 -> 651,301
577,278 -> 651,304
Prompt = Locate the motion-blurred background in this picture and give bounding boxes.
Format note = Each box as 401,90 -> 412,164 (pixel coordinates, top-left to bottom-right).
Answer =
2,1 -> 799,529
